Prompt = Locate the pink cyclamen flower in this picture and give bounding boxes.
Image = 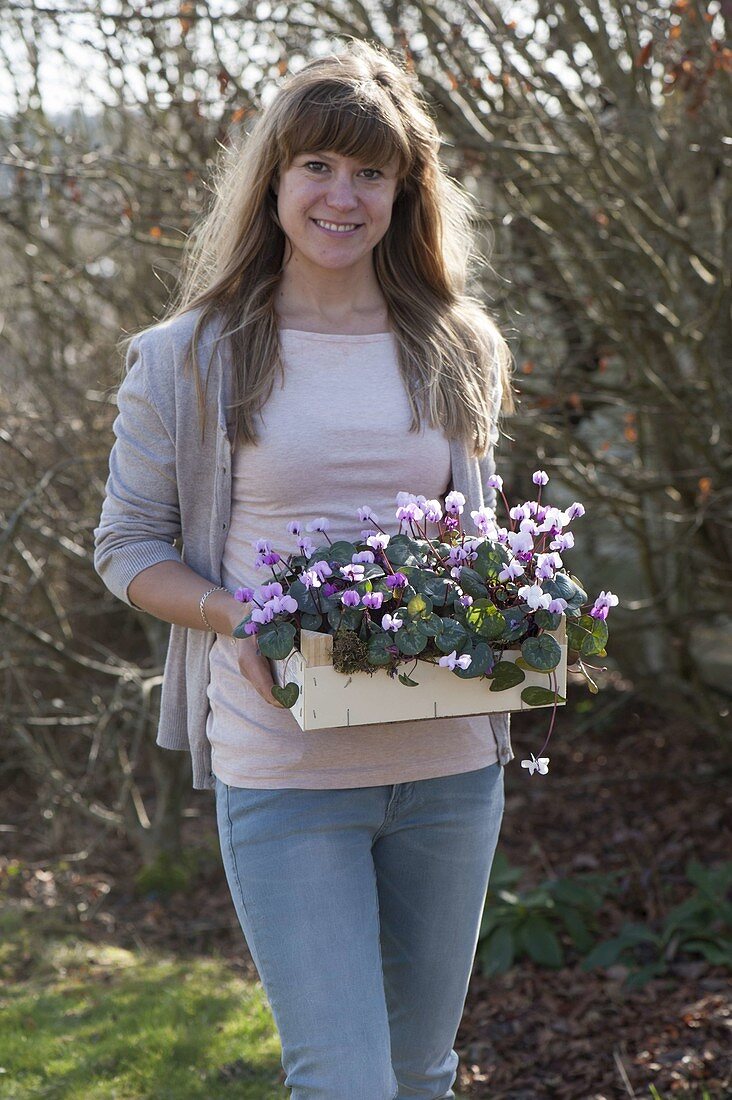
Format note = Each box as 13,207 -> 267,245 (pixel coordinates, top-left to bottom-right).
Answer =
590,590 -> 619,620
366,532 -> 390,551
438,650 -> 472,670
486,474 -> 503,491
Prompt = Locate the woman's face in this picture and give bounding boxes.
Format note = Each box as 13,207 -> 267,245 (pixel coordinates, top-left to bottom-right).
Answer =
272,149 -> 401,273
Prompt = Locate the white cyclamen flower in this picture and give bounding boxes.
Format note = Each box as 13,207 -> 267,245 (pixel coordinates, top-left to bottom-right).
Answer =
521,753 -> 550,776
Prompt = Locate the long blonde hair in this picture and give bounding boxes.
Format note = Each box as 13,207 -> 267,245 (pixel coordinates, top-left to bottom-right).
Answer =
156,38 -> 516,456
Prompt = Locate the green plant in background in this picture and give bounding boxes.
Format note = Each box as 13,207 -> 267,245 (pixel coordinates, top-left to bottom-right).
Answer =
477,850 -> 620,974
581,859 -> 732,989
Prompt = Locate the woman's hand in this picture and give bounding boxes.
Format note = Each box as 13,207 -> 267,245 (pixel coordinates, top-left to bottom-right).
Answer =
232,631 -> 288,708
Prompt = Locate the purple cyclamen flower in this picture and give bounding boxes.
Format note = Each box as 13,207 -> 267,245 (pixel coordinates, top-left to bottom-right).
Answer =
341,590 -> 361,607
396,501 -> 424,523
506,527 -> 534,554
306,517 -> 330,533
251,605 -> 275,624
261,551 -> 282,566
267,594 -> 298,615
438,650 -> 472,670
253,538 -> 273,553
310,559 -> 333,581
352,551 -> 375,564
447,546 -> 470,566
384,572 -> 408,589
550,532 -> 574,552
444,490 -> 466,516
286,520 -> 303,536
566,502 -> 585,520
234,586 -> 255,603
322,582 -> 338,598
423,499 -> 443,523
509,503 -> 533,523
366,532 -> 390,551
443,516 -> 459,531
258,581 -> 283,600
362,591 -> 384,610
498,559 -> 524,583
340,563 -> 365,582
548,598 -> 568,613
532,470 -> 549,486
590,590 -> 619,620
243,621 -> 259,635
458,594 -> 473,608
297,536 -> 316,557
471,506 -> 496,535
381,613 -> 403,632
357,506 -> 378,523
486,474 -> 503,490
301,570 -> 322,589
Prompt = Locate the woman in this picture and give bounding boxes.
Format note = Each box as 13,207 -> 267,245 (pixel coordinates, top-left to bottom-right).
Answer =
94,38 -> 517,1100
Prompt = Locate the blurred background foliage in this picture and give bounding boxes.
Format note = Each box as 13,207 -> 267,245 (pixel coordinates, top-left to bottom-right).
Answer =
0,0 -> 730,872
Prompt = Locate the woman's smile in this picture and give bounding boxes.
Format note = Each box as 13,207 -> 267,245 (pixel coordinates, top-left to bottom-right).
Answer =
310,218 -> 363,236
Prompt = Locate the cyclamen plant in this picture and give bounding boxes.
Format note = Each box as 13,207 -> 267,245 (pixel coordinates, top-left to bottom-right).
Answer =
232,471 -> 618,775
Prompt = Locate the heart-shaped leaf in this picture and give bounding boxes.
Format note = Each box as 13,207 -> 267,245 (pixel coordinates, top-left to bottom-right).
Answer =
271,681 -> 300,708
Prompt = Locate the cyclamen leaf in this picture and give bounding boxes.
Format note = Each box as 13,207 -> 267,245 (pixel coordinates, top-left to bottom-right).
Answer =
435,618 -> 469,653
271,682 -> 300,708
366,633 -> 393,667
489,661 -> 526,691
520,686 -> 566,706
465,599 -> 506,640
256,621 -> 296,661
521,633 -> 562,672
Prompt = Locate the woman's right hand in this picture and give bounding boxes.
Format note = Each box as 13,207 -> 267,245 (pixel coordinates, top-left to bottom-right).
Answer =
232,631 -> 288,708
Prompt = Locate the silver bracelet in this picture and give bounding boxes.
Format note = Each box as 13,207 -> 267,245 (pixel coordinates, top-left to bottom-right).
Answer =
199,585 -> 225,632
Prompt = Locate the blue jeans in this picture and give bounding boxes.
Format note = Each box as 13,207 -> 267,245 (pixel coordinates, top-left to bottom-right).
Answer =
215,761 -> 505,1100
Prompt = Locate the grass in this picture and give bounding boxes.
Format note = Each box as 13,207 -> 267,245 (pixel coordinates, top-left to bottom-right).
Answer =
0,907 -> 286,1099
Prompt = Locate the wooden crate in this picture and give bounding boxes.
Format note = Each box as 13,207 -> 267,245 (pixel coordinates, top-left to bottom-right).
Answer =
271,619 -> 567,731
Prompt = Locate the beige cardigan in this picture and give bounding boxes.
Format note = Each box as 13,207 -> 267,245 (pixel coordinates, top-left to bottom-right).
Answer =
93,307 -> 514,789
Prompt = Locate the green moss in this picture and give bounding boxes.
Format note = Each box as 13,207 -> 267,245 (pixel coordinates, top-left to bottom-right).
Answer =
332,629 -> 374,675
0,911 -> 286,1099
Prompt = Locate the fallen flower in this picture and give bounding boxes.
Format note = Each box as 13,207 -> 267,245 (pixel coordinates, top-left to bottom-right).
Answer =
521,753 -> 550,775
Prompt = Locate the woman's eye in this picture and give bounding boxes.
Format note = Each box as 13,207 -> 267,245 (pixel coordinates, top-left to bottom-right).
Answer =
302,162 -> 382,179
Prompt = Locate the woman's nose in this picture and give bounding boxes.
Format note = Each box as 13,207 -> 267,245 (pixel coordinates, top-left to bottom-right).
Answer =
326,175 -> 359,211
